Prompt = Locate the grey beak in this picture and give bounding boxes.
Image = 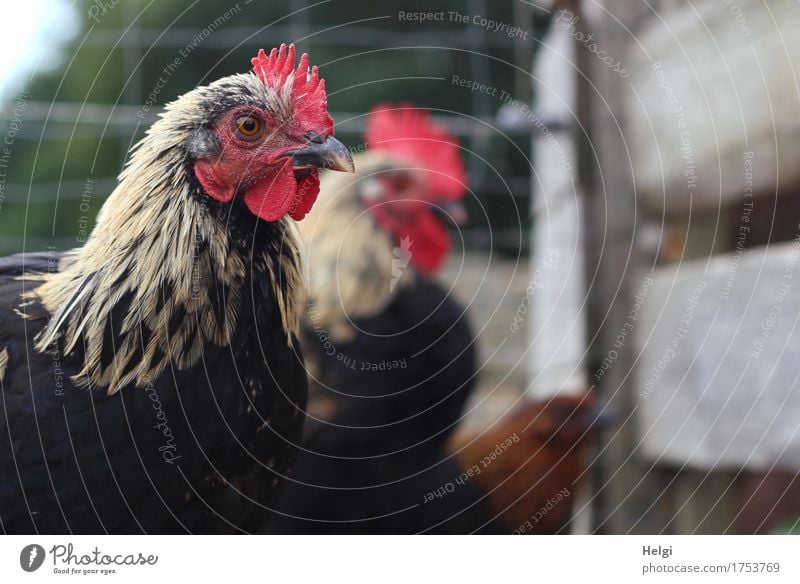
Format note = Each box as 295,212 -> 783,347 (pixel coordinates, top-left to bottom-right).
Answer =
582,402 -> 617,430
290,135 -> 355,174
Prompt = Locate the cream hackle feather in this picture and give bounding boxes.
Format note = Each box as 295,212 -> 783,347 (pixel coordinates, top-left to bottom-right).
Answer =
27,74 -> 303,395
298,150 -> 415,342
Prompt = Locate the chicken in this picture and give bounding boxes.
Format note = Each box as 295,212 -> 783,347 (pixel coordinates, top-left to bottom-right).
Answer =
0,44 -> 354,534
268,104 -> 478,533
299,103 -> 468,342
447,393 -> 610,534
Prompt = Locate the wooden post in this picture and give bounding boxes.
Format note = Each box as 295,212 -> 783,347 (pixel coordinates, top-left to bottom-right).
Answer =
579,0 -> 667,534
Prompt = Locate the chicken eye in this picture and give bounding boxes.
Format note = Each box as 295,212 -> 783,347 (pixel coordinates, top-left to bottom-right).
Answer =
235,115 -> 262,138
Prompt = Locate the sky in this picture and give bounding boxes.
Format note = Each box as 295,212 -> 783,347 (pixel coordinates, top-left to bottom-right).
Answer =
0,0 -> 78,100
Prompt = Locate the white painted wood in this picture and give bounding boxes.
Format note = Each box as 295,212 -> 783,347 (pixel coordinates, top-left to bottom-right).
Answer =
636,240 -> 800,471
527,15 -> 587,398
627,0 -> 800,212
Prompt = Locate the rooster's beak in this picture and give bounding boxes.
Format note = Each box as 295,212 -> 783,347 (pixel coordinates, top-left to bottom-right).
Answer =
290,136 -> 355,174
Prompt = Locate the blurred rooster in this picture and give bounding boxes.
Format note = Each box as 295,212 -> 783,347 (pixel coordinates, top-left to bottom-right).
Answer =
269,104 -> 478,533
448,393 -> 609,534
0,45 -> 354,534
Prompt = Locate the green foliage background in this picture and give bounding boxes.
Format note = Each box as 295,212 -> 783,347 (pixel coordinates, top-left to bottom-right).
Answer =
0,0 -> 548,255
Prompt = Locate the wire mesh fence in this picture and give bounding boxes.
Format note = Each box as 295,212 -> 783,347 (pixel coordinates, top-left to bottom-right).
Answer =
0,0 -> 545,256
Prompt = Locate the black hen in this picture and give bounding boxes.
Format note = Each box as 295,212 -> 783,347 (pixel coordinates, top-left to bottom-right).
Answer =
269,104 -> 481,533
269,279 -> 482,533
0,44 -> 354,534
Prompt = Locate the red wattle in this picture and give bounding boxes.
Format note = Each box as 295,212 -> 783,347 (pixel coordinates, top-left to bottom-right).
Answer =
195,157 -> 321,223
289,173 -> 320,221
243,160 -> 297,222
404,211 -> 450,275
372,206 -> 450,276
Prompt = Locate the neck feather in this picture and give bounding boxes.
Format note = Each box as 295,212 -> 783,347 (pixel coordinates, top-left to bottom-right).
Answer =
31,124 -> 302,394
299,156 -> 414,341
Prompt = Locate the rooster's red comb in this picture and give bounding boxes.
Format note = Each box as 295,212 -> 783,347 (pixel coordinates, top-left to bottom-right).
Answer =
251,44 -> 333,134
365,103 -> 467,199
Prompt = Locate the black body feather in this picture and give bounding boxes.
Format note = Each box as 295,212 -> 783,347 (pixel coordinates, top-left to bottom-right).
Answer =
0,243 -> 307,534
268,278 -> 487,533
0,55 -> 347,534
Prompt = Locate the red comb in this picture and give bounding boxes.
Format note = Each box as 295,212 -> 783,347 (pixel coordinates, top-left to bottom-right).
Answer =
251,44 -> 333,134
365,103 -> 467,199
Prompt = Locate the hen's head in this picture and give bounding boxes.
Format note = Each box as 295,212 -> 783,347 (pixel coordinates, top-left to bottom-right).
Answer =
179,44 -> 354,222
360,103 -> 468,275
